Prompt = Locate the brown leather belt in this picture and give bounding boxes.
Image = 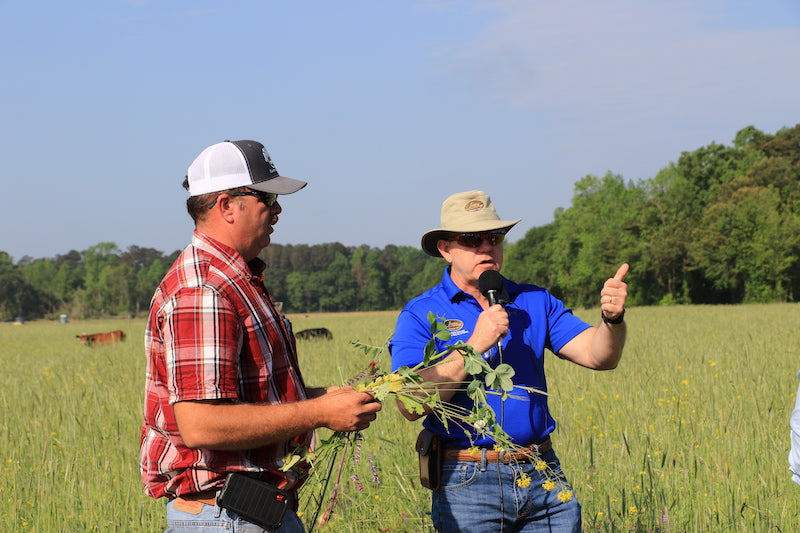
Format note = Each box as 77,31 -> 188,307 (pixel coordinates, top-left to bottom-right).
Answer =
176,489 -> 218,506
443,438 -> 553,463
173,489 -> 219,514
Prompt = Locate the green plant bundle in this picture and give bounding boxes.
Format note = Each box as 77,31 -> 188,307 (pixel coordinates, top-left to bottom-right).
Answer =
283,312 -> 571,531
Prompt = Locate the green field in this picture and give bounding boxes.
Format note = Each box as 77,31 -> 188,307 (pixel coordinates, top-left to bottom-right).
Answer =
2,304 -> 799,532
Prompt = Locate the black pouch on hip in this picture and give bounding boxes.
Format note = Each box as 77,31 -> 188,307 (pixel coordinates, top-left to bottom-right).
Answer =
217,473 -> 291,530
416,428 -> 442,490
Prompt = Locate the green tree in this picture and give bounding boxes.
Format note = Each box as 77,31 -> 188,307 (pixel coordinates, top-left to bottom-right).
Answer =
0,252 -> 27,321
635,165 -> 697,304
52,259 -> 84,311
18,257 -> 59,315
504,223 -> 561,295
284,271 -> 310,313
691,186 -> 798,302
385,246 -> 441,309
99,262 -> 135,315
319,252 -> 357,312
350,247 -> 387,311
80,242 -> 121,317
543,173 -> 643,307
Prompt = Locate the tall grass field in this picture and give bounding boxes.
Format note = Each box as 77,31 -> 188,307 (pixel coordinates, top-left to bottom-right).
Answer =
2,304 -> 799,532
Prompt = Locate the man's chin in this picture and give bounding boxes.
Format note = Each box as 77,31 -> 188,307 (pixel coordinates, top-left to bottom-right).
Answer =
264,227 -> 275,245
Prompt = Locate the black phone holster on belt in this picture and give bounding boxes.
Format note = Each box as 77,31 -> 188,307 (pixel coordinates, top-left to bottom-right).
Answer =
217,473 -> 292,530
416,428 -> 442,490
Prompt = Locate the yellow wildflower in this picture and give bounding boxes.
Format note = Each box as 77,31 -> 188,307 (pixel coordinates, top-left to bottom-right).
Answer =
357,373 -> 406,393
629,505 -> 638,514
384,373 -> 406,391
542,480 -> 556,491
534,460 -> 548,471
557,490 -> 573,502
467,446 -> 480,456
516,473 -> 531,488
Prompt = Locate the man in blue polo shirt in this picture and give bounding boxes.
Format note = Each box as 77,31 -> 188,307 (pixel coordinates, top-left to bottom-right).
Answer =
389,190 -> 628,532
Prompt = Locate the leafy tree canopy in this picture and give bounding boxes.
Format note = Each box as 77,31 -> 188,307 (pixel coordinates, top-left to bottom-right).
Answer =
3,124 -> 798,320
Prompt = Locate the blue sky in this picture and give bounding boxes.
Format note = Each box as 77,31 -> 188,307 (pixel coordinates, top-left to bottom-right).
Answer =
1,0 -> 798,261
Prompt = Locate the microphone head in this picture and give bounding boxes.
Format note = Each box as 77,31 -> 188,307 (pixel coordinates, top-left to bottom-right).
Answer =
478,269 -> 504,296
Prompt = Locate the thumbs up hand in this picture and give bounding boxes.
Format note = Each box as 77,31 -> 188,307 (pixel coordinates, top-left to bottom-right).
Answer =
601,263 -> 629,322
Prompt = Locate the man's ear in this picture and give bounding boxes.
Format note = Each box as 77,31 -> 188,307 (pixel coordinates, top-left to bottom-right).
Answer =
214,193 -> 237,223
437,239 -> 452,262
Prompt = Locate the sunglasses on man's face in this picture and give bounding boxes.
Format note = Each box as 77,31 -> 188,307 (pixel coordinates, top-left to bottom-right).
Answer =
448,229 -> 507,248
208,190 -> 279,209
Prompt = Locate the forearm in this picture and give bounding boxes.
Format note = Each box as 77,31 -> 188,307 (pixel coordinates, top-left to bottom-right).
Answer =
417,351 -> 469,401
589,320 -> 626,370
395,349 -> 469,421
174,399 -> 324,450
174,388 -> 380,450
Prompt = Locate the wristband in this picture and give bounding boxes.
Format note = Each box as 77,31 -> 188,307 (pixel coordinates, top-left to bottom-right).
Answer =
602,309 -> 625,324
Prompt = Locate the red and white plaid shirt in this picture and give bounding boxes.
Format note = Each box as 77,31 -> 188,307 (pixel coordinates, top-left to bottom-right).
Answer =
140,231 -> 311,499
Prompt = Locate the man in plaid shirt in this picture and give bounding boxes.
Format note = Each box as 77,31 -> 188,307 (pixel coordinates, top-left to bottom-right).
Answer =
140,140 -> 381,532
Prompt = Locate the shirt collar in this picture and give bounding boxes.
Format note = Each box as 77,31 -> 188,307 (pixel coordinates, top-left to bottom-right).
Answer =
192,230 -> 267,279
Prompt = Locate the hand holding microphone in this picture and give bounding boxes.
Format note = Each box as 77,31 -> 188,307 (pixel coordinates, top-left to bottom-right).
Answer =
478,270 -> 507,360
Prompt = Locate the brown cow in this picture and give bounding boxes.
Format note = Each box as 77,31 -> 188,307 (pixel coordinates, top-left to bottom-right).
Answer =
76,330 -> 126,346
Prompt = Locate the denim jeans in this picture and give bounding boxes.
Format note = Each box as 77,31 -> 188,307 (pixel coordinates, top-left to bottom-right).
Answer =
165,498 -> 305,533
431,448 -> 581,533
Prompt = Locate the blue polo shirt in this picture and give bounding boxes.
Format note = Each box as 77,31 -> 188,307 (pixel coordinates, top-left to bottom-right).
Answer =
389,267 -> 591,447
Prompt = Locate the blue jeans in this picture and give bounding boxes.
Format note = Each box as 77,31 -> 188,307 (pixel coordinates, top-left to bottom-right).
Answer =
431,448 -> 581,532
165,498 -> 305,533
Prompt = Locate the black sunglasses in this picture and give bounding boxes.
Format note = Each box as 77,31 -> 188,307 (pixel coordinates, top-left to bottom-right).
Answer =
448,229 -> 507,248
207,190 -> 279,209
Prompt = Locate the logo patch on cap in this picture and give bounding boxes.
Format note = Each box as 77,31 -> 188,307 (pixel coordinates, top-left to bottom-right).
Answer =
464,200 -> 485,212
262,148 -> 279,178
444,319 -> 464,331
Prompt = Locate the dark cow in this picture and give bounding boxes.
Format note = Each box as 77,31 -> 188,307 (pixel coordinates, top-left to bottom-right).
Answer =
294,327 -> 333,341
76,330 -> 126,346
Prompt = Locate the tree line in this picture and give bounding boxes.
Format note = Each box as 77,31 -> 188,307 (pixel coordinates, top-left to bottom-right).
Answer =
2,124 -> 798,321
503,124 -> 800,306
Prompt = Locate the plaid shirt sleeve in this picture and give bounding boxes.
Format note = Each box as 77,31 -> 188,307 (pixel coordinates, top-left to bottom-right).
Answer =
163,286 -> 243,403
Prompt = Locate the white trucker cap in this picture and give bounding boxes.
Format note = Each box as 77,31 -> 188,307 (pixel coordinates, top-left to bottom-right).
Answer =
185,140 -> 307,196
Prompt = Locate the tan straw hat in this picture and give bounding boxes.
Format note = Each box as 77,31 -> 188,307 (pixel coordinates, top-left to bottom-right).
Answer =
421,190 -> 521,257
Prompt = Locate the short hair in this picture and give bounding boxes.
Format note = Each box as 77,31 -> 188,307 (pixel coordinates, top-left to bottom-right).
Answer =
183,180 -> 251,224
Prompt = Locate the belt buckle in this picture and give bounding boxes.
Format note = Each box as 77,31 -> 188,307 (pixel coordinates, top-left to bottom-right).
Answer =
497,449 -> 512,463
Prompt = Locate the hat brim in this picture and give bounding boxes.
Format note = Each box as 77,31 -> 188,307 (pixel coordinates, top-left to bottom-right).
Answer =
249,175 -> 308,195
421,219 -> 521,257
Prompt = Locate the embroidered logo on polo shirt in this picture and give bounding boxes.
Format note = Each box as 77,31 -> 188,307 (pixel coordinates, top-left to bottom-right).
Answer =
444,319 -> 464,331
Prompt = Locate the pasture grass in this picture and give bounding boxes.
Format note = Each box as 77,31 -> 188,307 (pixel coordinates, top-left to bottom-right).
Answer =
1,304 -> 799,531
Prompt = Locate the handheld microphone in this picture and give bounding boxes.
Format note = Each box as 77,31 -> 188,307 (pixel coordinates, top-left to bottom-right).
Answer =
478,270 -> 505,361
